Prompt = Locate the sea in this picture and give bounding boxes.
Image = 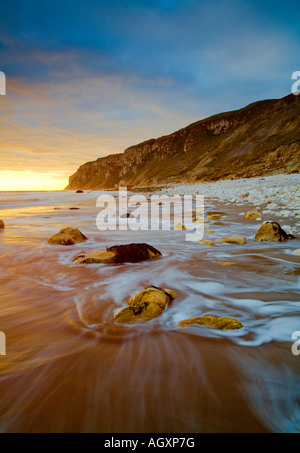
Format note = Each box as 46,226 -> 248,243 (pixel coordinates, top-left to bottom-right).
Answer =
0,189 -> 299,432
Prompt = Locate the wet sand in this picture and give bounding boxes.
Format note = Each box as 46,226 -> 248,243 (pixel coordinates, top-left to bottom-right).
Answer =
0,188 -> 299,432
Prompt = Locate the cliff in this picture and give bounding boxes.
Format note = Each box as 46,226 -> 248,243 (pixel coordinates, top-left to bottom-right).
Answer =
65,94 -> 300,190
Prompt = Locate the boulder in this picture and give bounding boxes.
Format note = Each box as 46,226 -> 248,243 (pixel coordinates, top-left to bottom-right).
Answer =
76,190 -> 83,193
48,227 -> 88,245
245,209 -> 262,220
208,214 -> 221,220
74,243 -> 162,264
255,222 -> 295,242
198,239 -> 215,246
218,235 -> 247,244
114,286 -> 176,323
240,192 -> 249,198
73,249 -> 116,264
0,220 -> 4,229
179,315 -> 243,330
293,249 -> 300,256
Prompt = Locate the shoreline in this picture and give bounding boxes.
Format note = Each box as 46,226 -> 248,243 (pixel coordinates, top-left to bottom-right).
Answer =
157,173 -> 300,224
0,179 -> 300,433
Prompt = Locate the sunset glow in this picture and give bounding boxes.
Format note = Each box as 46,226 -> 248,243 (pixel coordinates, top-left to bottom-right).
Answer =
0,171 -> 66,191
1,1 -> 299,191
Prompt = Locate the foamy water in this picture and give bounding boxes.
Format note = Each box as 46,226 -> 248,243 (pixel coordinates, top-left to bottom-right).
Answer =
0,189 -> 299,432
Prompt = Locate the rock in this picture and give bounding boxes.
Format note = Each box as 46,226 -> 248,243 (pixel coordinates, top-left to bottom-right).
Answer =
48,227 -> 88,245
293,249 -> 300,256
76,190 -> 83,193
114,286 -> 176,323
0,220 -> 4,229
255,222 -> 295,242
73,250 -> 116,264
65,93 -> 300,191
208,214 -> 221,220
198,239 -> 215,246
53,207 -> 61,210
73,243 -> 162,264
240,192 -> 249,198
218,235 -> 247,244
179,315 -> 243,330
245,209 -> 262,220
69,207 -> 80,210
205,230 -> 215,234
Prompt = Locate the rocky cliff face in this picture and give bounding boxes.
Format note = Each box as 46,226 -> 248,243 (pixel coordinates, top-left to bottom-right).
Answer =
66,94 -> 300,190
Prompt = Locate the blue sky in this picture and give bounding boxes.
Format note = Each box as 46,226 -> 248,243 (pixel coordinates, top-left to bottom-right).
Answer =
0,0 -> 299,188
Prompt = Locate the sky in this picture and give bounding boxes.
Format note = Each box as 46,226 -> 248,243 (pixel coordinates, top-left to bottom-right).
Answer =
0,0 -> 299,190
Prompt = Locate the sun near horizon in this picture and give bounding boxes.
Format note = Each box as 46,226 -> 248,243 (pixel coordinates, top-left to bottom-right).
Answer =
0,170 -> 67,191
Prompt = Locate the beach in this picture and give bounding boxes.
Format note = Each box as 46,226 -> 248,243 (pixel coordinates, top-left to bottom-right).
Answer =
0,174 -> 299,432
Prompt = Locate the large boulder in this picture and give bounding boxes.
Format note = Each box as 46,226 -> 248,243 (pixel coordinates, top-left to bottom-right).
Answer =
179,315 -> 243,330
48,227 -> 88,245
245,209 -> 262,220
255,222 -> 295,242
218,234 -> 247,244
114,286 -> 176,323
73,243 -> 162,264
0,220 -> 4,229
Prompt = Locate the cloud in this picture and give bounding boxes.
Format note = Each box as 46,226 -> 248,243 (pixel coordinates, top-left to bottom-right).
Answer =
0,0 -> 299,188
0,72 -> 203,180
